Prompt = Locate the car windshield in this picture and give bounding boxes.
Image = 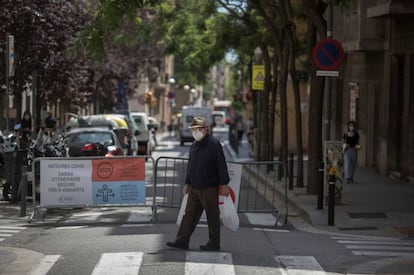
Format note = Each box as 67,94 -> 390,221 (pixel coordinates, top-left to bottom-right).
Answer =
66,132 -> 115,145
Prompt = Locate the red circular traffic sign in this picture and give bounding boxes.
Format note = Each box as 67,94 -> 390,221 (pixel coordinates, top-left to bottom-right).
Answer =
312,38 -> 344,70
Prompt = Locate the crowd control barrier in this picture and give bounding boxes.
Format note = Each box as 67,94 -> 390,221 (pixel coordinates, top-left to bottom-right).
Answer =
28,155 -> 155,223
152,157 -> 288,226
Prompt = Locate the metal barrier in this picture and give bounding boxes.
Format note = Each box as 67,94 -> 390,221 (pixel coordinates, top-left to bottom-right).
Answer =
28,155 -> 155,223
152,156 -> 188,222
152,157 -> 288,226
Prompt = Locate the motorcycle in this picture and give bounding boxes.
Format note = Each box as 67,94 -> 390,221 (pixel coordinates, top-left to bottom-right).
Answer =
0,131 -> 20,201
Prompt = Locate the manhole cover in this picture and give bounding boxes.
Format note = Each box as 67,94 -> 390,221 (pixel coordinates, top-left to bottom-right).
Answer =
348,212 -> 387,219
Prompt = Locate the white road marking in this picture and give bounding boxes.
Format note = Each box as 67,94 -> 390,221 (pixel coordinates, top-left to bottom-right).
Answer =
0,226 -> 27,230
91,252 -> 143,275
352,251 -> 414,257
0,233 -> 13,237
244,213 -> 276,226
275,256 -> 327,275
346,245 -> 414,251
0,238 -> 4,242
64,212 -> 102,223
330,235 -> 397,241
185,251 -> 235,275
56,226 -> 88,230
127,210 -> 152,222
337,240 -> 414,245
29,255 -> 61,275
254,228 -> 290,233
0,229 -> 20,233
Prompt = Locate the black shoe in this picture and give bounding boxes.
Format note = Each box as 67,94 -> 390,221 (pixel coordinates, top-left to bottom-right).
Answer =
166,241 -> 188,250
200,244 -> 220,251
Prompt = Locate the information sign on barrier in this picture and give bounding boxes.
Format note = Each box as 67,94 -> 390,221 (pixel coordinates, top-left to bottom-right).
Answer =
40,158 -> 146,207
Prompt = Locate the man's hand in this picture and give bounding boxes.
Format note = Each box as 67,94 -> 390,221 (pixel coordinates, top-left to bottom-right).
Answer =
221,184 -> 230,196
183,184 -> 190,194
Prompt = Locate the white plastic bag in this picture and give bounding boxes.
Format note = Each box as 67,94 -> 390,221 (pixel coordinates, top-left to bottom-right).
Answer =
176,193 -> 188,225
219,196 -> 239,231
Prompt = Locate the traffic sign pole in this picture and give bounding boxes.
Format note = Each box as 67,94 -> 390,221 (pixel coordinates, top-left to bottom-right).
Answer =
325,2 -> 334,142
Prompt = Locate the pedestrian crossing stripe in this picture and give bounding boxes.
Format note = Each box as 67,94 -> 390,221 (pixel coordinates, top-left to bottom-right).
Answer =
0,226 -> 26,242
27,251 -> 405,275
331,236 -> 414,257
91,252 -> 143,275
185,252 -> 235,275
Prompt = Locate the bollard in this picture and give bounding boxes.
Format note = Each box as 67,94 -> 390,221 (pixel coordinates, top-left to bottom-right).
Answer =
20,165 -> 27,217
317,161 -> 324,210
328,174 -> 336,226
288,153 -> 294,190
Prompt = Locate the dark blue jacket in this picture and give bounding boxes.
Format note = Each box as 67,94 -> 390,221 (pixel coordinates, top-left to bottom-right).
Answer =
185,133 -> 230,188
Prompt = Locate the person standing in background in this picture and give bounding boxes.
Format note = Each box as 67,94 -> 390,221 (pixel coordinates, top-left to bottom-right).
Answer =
343,121 -> 360,184
19,110 -> 32,149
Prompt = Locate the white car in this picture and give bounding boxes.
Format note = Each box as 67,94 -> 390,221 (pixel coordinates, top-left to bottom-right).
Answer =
212,110 -> 228,128
130,112 -> 152,156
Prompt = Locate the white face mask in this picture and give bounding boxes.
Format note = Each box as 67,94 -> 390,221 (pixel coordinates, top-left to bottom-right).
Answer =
192,129 -> 204,141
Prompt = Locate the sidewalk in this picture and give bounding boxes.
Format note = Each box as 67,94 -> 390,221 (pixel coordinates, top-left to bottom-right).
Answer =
224,137 -> 414,238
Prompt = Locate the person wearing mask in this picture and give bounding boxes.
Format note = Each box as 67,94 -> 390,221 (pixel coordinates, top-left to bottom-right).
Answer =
166,117 -> 230,251
343,121 -> 360,184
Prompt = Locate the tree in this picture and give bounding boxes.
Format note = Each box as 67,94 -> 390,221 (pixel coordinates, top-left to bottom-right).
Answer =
0,0 -> 90,123
302,0 -> 350,194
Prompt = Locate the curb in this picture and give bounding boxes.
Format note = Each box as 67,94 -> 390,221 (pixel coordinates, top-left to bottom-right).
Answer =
0,247 -> 44,274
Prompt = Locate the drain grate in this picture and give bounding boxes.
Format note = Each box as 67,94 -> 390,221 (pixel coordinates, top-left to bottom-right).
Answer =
338,226 -> 378,231
348,212 -> 387,219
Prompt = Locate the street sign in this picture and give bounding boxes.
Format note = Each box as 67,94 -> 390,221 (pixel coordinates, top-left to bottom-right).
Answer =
6,34 -> 15,77
251,64 -> 265,90
312,38 -> 344,70
316,70 -> 340,77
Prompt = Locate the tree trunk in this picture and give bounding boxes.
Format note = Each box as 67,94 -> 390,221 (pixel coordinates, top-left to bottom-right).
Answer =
302,0 -> 328,194
280,0 -> 304,187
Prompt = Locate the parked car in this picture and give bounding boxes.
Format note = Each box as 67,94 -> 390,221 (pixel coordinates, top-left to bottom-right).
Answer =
63,127 -> 125,157
66,114 -> 139,156
130,112 -> 152,156
105,113 -> 140,155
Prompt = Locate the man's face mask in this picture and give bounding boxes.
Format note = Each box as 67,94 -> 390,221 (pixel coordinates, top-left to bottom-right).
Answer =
192,129 -> 204,141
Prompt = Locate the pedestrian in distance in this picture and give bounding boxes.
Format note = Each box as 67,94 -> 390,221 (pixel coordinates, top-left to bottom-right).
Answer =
342,121 -> 360,184
166,116 -> 230,251
44,111 -> 57,133
236,119 -> 244,146
19,110 -> 32,149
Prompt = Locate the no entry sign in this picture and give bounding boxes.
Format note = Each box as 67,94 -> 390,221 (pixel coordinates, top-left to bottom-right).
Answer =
312,38 -> 344,70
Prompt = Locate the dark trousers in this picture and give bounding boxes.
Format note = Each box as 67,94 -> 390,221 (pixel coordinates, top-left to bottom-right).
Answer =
176,186 -> 220,246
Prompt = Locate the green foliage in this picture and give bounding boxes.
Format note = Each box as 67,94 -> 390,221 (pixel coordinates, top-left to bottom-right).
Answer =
334,0 -> 351,11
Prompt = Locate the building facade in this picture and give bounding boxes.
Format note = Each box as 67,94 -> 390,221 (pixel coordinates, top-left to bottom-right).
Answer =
333,0 -> 414,179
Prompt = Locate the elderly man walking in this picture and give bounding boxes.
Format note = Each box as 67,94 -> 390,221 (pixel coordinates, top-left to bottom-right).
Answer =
166,116 -> 230,251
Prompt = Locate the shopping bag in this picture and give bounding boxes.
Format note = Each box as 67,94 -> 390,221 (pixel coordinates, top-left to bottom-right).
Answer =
176,193 -> 188,225
219,195 -> 239,231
